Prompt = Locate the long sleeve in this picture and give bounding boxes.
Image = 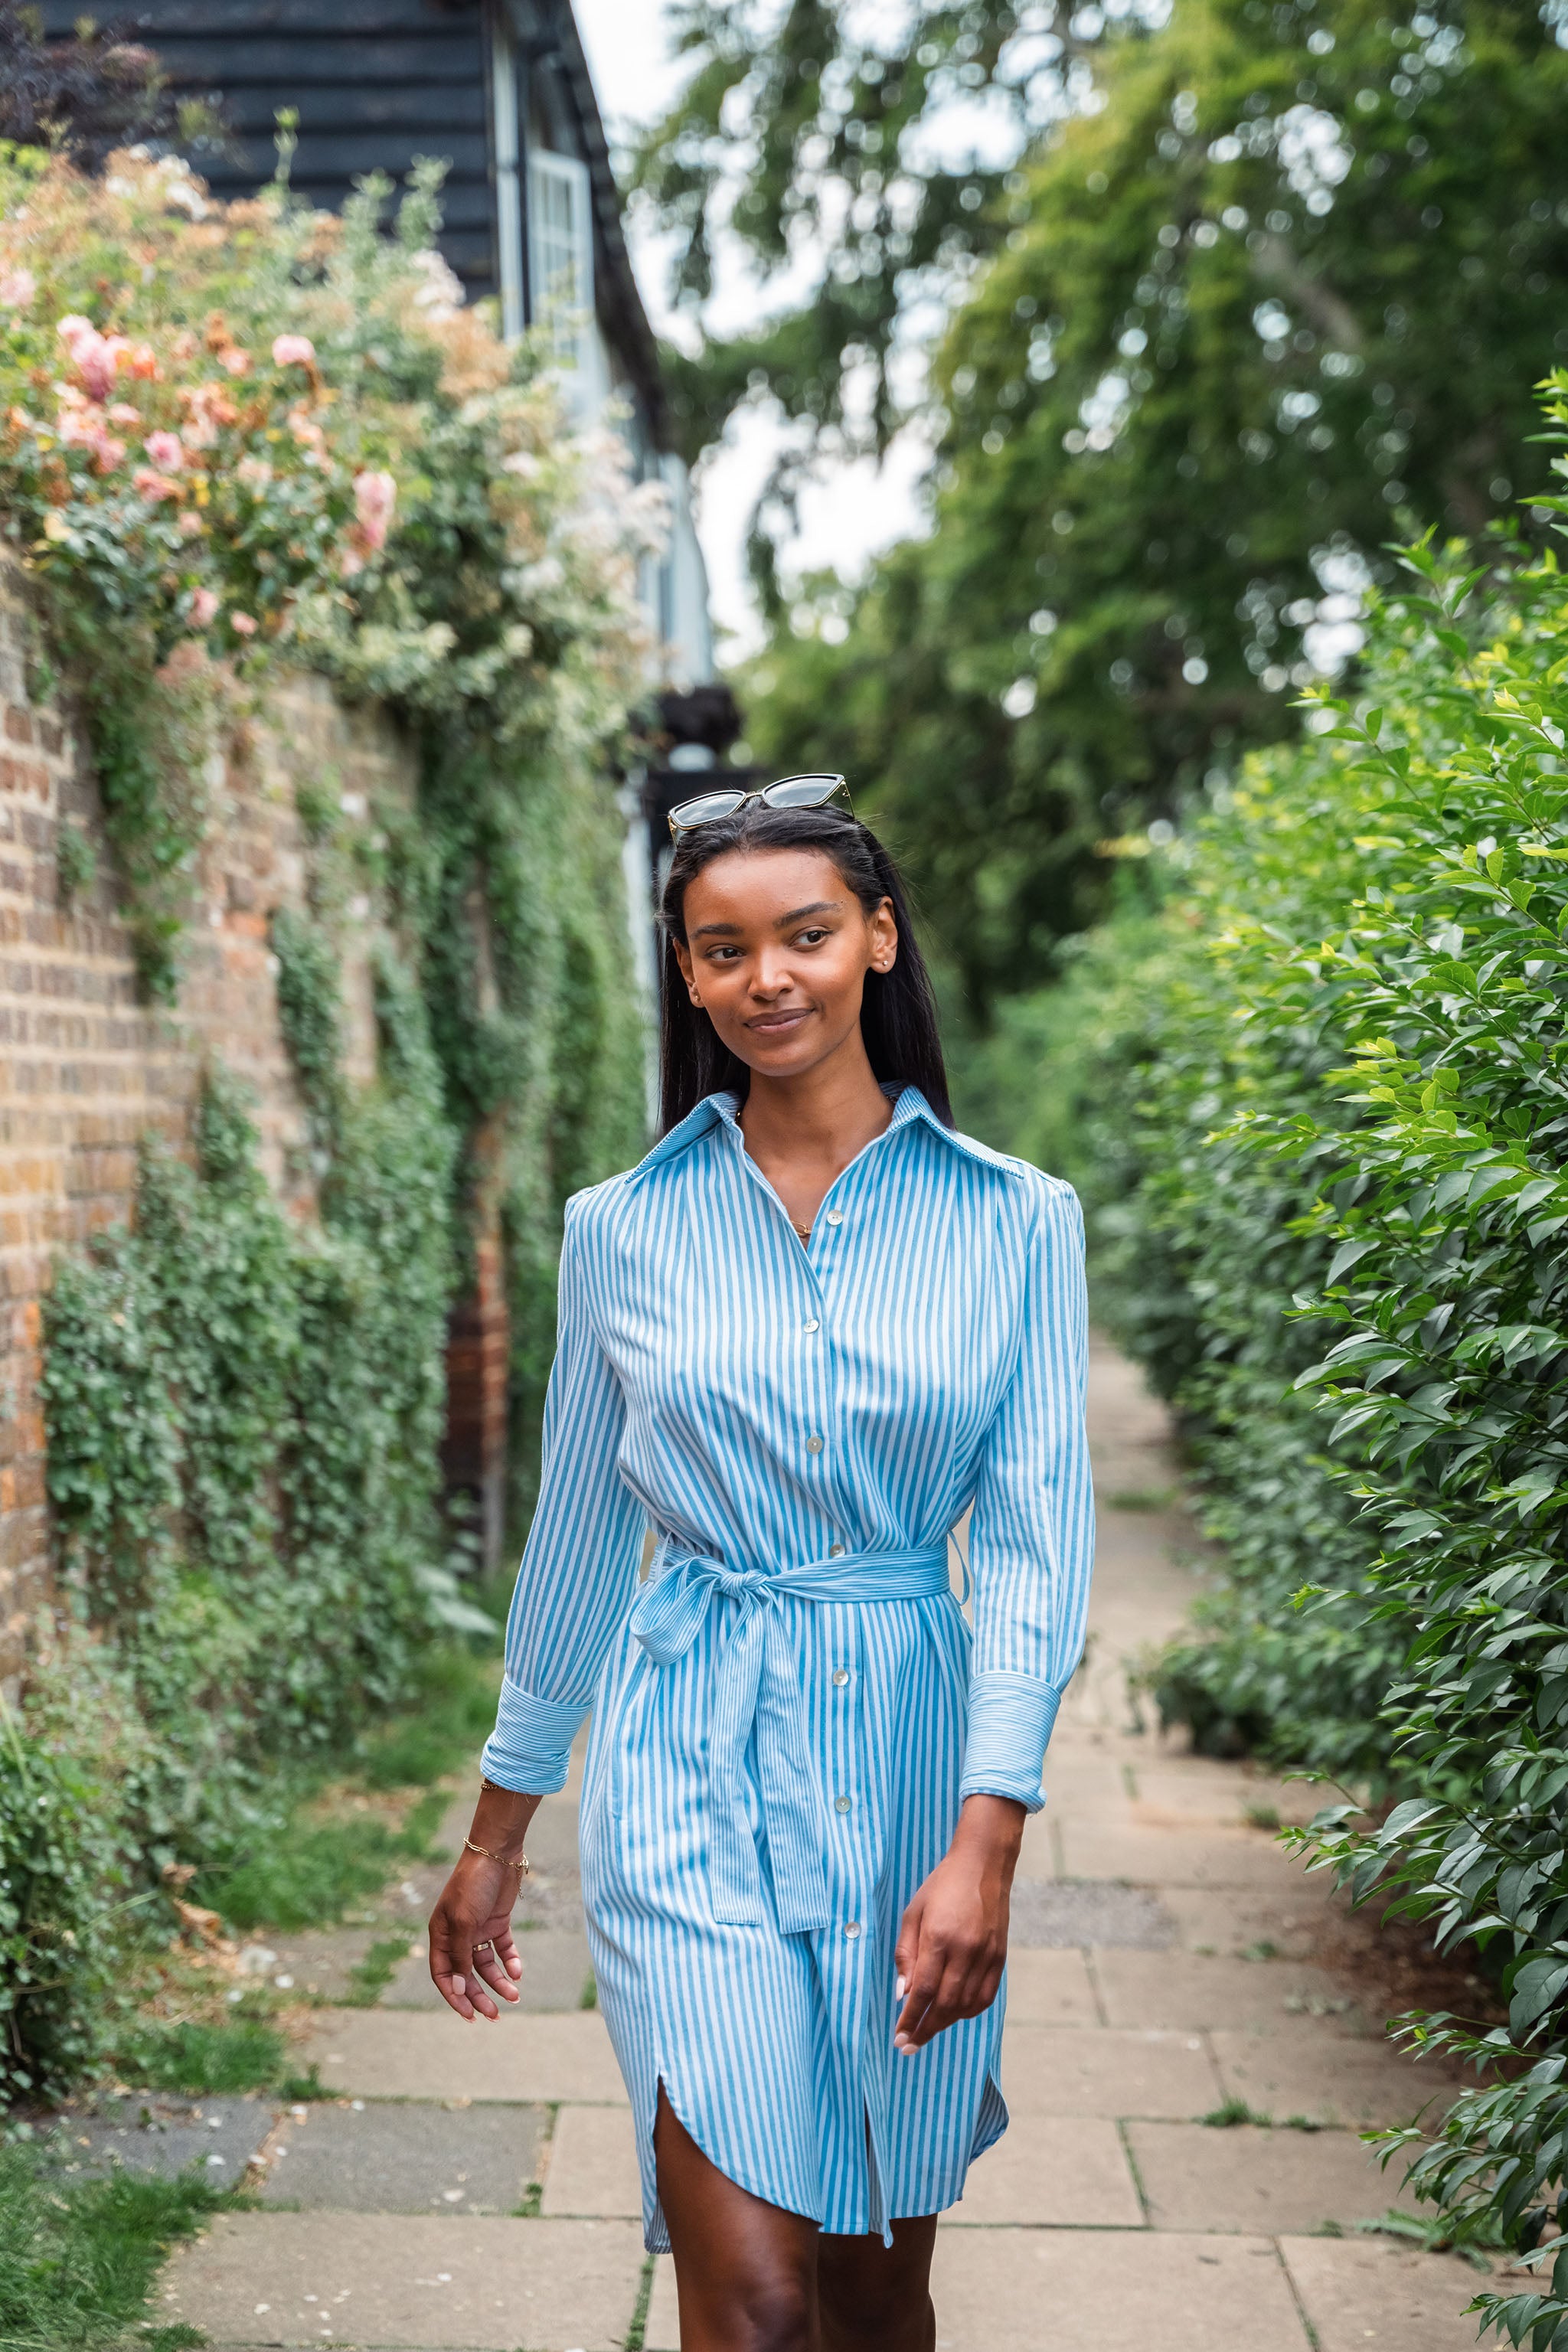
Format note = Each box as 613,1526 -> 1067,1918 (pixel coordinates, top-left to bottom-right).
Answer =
481,1197 -> 645,1793
960,1176 -> 1094,1812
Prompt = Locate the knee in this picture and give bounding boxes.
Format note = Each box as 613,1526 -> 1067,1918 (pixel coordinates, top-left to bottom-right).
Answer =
708,2268 -> 814,2352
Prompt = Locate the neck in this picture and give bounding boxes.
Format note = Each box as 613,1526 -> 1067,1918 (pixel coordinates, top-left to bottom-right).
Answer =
737,1031 -> 893,1178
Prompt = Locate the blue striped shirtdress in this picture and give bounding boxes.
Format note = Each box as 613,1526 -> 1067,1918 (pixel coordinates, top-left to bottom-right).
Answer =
481,1083 -> 1094,2249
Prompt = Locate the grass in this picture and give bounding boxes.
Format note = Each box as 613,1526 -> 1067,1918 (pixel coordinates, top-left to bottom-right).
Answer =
187,1643 -> 500,1932
1201,2097 -> 1273,2128
0,2135 -> 231,2351
3,1637 -> 505,2346
345,1936 -> 421,2008
116,2018 -> 286,2096
625,2252 -> 657,2351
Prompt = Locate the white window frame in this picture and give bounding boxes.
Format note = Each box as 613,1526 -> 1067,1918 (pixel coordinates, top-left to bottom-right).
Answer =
527,148 -> 595,376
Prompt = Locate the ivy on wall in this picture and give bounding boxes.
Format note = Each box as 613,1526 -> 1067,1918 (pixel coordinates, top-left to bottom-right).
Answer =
0,147 -> 662,2099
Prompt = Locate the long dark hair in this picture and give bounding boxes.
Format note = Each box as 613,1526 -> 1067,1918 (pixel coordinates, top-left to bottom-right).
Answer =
658,800 -> 952,1134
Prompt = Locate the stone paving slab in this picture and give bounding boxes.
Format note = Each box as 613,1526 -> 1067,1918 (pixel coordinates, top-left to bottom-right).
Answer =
302,2010 -> 628,2105
540,2105 -> 642,2219
1001,2023 -> 1223,2118
1057,1818 -> 1315,1890
1008,1876 -> 1176,1950
158,2211 -> 644,2349
255,2099 -> 547,2214
1126,2119 -> 1391,2235
1094,1948 -> 1370,2034
1210,2027 -> 1456,2131
383,1929 -> 593,2014
1003,1946 -> 1100,2024
1159,1883 -> 1342,1960
237,1930 -> 384,2003
41,2092 -> 277,2187
943,2115 -> 1142,2227
1279,2233 -> 1490,2351
928,2227 -> 1308,2351
1134,1766 -> 1324,1827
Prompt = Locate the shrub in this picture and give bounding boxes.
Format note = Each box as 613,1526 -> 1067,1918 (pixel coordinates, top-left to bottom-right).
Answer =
978,374 -> 1568,2329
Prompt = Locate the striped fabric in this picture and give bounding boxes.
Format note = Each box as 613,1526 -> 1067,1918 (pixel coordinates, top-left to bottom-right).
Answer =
482,1083 -> 1094,2247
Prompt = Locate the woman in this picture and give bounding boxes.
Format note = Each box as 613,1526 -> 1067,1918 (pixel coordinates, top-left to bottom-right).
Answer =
427,777 -> 1094,2350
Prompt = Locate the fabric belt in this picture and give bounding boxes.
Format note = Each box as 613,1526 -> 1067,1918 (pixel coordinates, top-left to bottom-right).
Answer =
629,1544 -> 951,1936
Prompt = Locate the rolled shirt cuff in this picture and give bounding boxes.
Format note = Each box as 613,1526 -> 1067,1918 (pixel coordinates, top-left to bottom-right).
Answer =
959,1670 -> 1065,1813
480,1677 -> 591,1795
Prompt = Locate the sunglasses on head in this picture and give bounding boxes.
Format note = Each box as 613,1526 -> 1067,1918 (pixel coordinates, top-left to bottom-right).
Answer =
666,771 -> 854,841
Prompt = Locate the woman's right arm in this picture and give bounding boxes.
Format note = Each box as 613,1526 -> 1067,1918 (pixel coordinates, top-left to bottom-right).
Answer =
429,1197 -> 644,2019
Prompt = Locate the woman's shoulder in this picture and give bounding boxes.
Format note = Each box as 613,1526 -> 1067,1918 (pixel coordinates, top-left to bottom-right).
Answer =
933,1122 -> 1080,1211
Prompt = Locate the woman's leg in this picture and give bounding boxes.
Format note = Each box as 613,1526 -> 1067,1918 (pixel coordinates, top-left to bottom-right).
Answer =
655,2086 -> 822,2352
817,2216 -> 939,2352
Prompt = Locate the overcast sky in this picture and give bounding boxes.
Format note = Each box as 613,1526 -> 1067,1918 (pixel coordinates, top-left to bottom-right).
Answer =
571,0 -> 930,661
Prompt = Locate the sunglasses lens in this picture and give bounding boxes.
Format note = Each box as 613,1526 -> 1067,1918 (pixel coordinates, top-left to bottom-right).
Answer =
762,774 -> 845,809
670,789 -> 746,831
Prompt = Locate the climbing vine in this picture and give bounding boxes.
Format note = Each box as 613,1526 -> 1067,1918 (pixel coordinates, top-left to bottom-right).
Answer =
0,145 -> 662,2098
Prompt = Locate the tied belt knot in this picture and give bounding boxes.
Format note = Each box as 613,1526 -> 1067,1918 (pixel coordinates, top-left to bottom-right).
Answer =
629,1543 -> 951,1936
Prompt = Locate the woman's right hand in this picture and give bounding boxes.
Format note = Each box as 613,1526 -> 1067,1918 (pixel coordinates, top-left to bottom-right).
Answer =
428,1850 -> 525,2022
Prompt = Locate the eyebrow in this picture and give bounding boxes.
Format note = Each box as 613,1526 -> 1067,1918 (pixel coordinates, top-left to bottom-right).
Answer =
691,899 -> 842,940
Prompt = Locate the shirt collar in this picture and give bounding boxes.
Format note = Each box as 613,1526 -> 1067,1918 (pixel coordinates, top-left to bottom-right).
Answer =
623,1082 -> 1021,1185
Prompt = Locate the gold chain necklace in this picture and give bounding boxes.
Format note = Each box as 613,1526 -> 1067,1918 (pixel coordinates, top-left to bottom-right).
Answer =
792,1220 -> 812,1244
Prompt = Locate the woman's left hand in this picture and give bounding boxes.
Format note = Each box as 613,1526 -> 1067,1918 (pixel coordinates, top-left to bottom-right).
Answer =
892,1794 -> 1026,2053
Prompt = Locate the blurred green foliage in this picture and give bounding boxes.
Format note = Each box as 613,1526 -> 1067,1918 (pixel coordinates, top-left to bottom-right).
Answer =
652,0 -> 1568,1006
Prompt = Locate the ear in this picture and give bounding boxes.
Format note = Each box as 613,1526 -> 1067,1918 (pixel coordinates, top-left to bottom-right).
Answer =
671,936 -> 701,1005
868,894 -> 898,975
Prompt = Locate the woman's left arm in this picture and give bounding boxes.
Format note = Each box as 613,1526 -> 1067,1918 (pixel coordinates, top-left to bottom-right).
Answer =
894,1176 -> 1093,2053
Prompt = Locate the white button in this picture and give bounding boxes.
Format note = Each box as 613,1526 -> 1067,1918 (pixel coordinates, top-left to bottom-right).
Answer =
828,1544 -> 845,1558
802,1317 -> 820,1333
835,1795 -> 852,1814
806,1434 -> 824,1455
843,1919 -> 861,1940
825,1210 -> 844,1227
831,1668 -> 850,1688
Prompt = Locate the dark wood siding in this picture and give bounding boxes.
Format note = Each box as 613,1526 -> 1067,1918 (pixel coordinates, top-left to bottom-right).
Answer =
39,0 -> 498,295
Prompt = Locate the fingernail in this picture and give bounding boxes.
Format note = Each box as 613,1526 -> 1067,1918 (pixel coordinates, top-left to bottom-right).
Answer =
895,1975 -> 906,1999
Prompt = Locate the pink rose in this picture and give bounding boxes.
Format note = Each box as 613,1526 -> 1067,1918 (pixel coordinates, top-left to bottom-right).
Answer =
230,610 -> 258,637
352,469 -> 396,552
144,430 -> 185,472
191,587 -> 219,628
132,466 -> 181,503
0,267 -> 35,309
107,402 -> 142,425
92,435 -> 126,474
271,334 -> 315,368
220,346 -> 251,375
57,316 -> 129,402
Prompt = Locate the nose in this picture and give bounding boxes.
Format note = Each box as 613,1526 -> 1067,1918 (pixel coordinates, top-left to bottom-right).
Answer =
749,947 -> 797,998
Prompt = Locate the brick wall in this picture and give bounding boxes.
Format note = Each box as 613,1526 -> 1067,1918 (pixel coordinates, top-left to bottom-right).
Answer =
0,573 -> 504,1687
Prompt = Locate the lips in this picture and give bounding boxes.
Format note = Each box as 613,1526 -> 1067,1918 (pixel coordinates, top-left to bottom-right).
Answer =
748,1008 -> 811,1034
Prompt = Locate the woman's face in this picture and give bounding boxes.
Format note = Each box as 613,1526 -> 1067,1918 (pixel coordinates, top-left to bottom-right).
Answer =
672,845 -> 897,1084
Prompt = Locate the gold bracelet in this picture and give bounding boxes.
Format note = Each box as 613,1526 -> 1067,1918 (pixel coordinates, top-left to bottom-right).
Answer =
463,1834 -> 531,1877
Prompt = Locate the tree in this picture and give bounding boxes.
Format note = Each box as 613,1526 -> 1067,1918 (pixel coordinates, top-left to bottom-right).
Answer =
716,0 -> 1568,1010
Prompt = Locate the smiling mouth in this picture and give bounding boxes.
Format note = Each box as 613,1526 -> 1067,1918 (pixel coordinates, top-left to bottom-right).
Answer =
748,1008 -> 812,1034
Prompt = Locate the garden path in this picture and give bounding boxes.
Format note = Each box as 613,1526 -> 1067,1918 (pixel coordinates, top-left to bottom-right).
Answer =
155,1339 -> 1497,2351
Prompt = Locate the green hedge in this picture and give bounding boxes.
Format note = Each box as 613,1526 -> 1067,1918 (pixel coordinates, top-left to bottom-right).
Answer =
966,374 -> 1568,2331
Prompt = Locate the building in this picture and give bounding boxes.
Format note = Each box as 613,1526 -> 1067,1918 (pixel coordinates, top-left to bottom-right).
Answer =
36,0 -> 726,1559
43,0 -> 714,691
